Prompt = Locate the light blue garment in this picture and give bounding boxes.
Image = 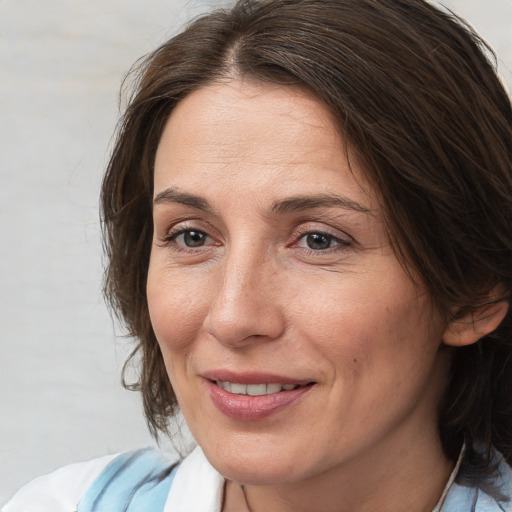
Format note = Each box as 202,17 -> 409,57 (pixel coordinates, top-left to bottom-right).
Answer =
441,450 -> 512,512
77,448 -> 178,512
442,483 -> 509,512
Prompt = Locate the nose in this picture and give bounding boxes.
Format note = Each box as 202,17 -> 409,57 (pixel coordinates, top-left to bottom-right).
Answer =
203,249 -> 286,347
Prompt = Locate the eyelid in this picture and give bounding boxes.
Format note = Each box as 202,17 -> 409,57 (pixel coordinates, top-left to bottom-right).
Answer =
157,219 -> 220,248
159,217 -> 212,235
291,223 -> 353,243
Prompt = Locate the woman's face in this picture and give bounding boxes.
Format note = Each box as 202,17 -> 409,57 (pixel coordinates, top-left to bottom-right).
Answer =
147,81 -> 451,485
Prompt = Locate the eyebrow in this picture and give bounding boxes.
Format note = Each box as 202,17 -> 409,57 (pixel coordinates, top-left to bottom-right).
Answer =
153,188 -> 371,216
153,188 -> 216,214
270,194 -> 371,215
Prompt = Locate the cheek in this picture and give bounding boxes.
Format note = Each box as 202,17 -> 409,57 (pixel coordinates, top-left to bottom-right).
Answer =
351,295 -> 445,399
146,266 -> 210,356
146,273 -> 209,414
293,274 -> 442,373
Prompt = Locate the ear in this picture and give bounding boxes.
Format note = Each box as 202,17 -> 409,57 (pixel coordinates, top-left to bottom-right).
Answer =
443,296 -> 509,347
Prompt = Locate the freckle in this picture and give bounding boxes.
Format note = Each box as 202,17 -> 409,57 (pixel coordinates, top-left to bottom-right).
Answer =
353,358 -> 357,363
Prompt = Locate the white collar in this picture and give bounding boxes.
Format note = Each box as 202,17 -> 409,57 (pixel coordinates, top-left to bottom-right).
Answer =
164,445 -> 224,512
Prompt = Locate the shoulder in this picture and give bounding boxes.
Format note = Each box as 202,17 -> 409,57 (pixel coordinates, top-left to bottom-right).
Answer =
2,453 -> 119,512
77,447 -> 179,511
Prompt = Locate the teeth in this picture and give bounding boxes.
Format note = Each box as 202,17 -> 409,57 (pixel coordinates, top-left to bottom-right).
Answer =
231,383 -> 246,395
266,383 -> 282,394
216,381 -> 299,395
247,384 -> 267,396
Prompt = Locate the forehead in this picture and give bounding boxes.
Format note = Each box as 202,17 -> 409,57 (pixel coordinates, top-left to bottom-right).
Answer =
154,80 -> 374,209
162,80 -> 336,142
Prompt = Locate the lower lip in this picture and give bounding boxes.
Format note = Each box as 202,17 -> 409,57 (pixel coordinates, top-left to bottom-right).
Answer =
205,380 -> 313,422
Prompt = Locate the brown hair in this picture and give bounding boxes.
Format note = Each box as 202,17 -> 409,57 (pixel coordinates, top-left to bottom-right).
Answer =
101,0 -> 512,484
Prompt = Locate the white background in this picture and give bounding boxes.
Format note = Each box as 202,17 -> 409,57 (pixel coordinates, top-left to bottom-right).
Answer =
1,0 -> 511,505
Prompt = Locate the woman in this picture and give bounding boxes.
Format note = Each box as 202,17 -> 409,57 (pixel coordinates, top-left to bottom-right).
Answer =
5,0 -> 512,510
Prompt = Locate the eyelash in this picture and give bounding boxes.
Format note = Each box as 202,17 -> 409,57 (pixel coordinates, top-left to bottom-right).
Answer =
159,223 -> 352,257
291,227 -> 352,255
158,224 -> 216,253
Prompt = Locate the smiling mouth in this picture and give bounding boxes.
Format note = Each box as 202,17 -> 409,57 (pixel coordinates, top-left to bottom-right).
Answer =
207,379 -> 315,420
215,381 -> 309,396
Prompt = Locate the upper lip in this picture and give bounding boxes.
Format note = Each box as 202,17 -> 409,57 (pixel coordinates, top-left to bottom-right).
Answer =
201,370 -> 313,386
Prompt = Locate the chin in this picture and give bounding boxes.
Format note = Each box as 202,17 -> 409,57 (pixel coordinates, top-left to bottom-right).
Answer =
201,441 -> 314,486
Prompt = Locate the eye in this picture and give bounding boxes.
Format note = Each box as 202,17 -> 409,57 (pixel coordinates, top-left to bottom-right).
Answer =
296,231 -> 350,251
303,233 -> 333,250
162,228 -> 214,251
175,230 -> 208,247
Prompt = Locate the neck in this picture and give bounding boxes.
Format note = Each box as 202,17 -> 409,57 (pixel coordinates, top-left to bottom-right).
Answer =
224,423 -> 454,512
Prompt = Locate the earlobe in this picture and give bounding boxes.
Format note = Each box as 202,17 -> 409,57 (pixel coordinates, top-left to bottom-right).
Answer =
443,300 -> 509,347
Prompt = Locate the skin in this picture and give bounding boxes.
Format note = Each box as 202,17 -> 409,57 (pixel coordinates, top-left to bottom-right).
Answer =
147,80 -> 456,512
